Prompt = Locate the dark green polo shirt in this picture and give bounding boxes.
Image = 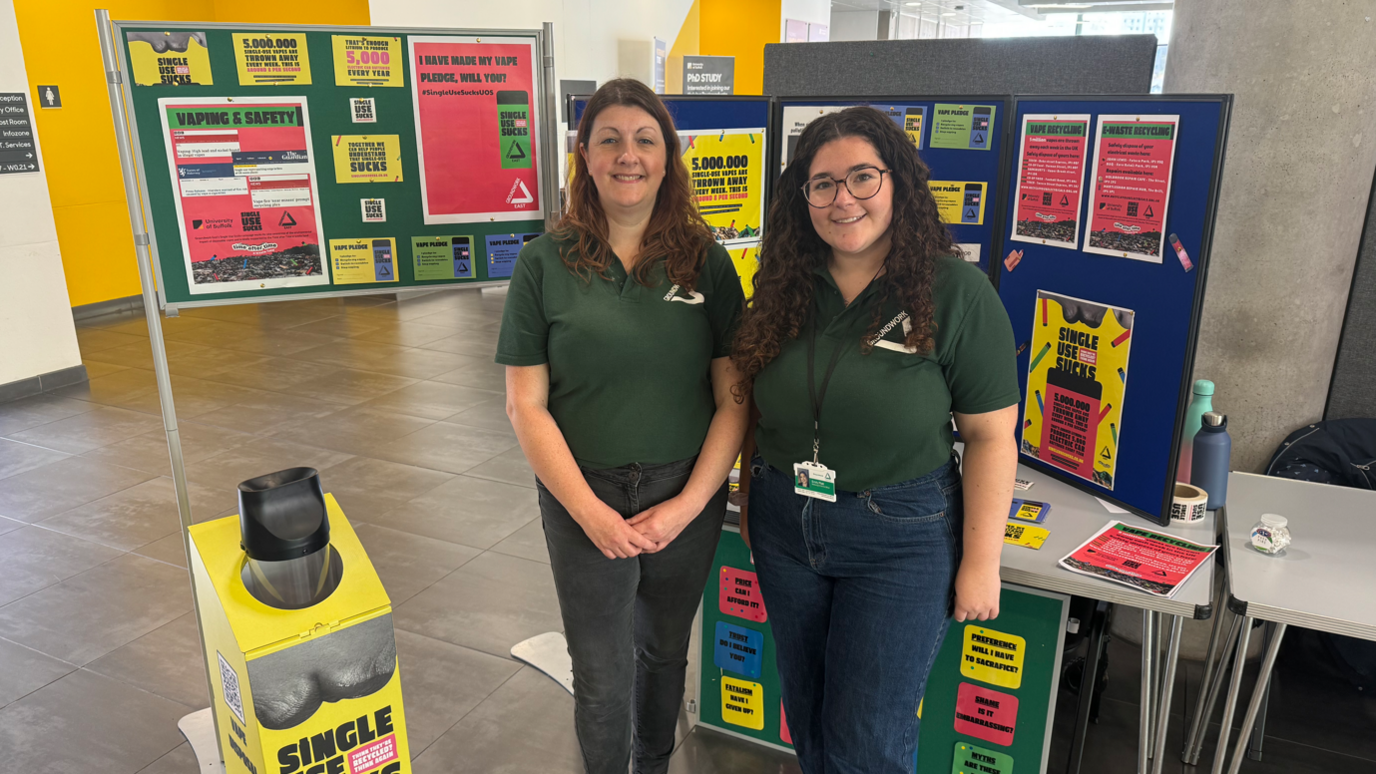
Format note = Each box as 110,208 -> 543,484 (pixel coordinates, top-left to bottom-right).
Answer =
753,254 -> 1019,492
497,234 -> 744,470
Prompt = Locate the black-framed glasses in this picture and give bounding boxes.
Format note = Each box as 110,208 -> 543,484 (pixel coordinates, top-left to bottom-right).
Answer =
802,167 -> 890,208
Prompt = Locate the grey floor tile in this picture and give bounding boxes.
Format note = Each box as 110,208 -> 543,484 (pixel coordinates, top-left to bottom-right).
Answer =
75,327 -> 149,354
353,522 -> 481,605
134,532 -> 192,568
5,405 -> 165,454
0,437 -> 70,481
489,517 -> 550,565
82,358 -> 132,379
0,636 -> 76,708
0,669 -> 189,772
114,376 -> 268,418
370,421 -> 519,475
395,629 -> 523,754
412,666 -> 582,774
432,359 -> 508,392
370,475 -> 540,550
394,552 -> 563,660
85,612 -> 210,710
184,435 -> 354,496
206,354 -> 342,391
37,476 -> 224,552
284,314 -> 386,338
0,393 -> 98,436
316,455 -> 456,522
48,367 -> 159,407
442,395 -> 514,433
137,742 -> 200,774
192,390 -> 347,436
80,420 -> 257,477
464,445 -> 536,489
0,552 -> 193,665
0,526 -> 123,606
280,367 -> 419,406
355,347 -> 490,380
0,515 -> 22,536
216,328 -> 346,358
668,727 -> 803,774
162,319 -> 271,349
164,346 -> 260,378
0,456 -> 157,523
291,338 -> 415,370
275,405 -> 438,456
356,320 -> 466,348
83,338 -> 208,370
417,330 -> 502,358
361,380 -> 502,421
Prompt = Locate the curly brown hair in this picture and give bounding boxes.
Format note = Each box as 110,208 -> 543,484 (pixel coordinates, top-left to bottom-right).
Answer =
553,79 -> 714,289
731,106 -> 956,396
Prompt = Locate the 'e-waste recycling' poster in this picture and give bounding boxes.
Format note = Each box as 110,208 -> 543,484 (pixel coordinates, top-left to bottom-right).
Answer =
1011,114 -> 1090,250
680,129 -> 765,245
1021,291 -> 1134,490
1084,115 -> 1180,263
158,97 -> 328,294
409,36 -> 542,224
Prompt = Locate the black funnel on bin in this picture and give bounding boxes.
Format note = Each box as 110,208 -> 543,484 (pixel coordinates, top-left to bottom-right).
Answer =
238,467 -> 329,562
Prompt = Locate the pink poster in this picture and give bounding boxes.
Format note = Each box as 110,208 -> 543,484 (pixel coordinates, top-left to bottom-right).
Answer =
719,566 -> 767,622
1011,114 -> 1090,250
953,682 -> 1019,747
1084,114 -> 1180,263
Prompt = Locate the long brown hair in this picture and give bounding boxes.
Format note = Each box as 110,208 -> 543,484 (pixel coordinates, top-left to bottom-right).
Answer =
731,107 -> 955,395
554,79 -> 714,289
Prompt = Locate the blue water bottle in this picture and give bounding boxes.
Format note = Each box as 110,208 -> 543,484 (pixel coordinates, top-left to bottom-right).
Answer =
1191,412 -> 1231,509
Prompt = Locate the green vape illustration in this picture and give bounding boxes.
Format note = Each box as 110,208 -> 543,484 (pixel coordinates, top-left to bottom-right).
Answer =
496,90 -> 532,169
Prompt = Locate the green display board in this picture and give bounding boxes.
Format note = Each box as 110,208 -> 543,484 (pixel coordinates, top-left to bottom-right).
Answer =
112,22 -> 553,309
698,526 -> 1068,772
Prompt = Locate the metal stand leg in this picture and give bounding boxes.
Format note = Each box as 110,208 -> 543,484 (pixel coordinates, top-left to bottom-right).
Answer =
1151,616 -> 1183,774
1225,624 -> 1287,774
1186,612 -> 1242,765
1067,601 -> 1110,774
1183,606 -> 1229,762
1209,618 -> 1253,774
1139,609 -> 1156,774
1246,622 -> 1277,761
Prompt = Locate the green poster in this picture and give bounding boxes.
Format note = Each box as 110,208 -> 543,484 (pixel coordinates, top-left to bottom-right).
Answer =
931,104 -> 996,151
412,235 -> 474,281
952,741 -> 1015,774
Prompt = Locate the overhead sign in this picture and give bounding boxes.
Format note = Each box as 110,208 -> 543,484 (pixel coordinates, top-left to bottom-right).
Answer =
0,94 -> 40,174
683,56 -> 734,96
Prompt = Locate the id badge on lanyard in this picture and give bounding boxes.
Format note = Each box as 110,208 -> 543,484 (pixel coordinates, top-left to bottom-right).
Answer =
796,315 -> 845,502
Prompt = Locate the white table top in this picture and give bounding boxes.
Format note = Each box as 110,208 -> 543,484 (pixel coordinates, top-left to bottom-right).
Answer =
1222,472 -> 1376,640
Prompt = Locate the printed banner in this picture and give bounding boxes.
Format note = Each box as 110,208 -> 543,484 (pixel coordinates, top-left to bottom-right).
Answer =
1084,115 -> 1180,262
931,104 -> 995,151
1059,521 -> 1217,598
128,32 -> 213,86
412,235 -> 474,281
1022,291 -> 1134,489
332,135 -> 402,183
930,181 -> 986,226
329,237 -> 397,284
158,97 -> 327,294
232,33 -> 311,85
485,232 -> 539,279
410,36 -> 542,223
730,242 -> 760,298
1011,114 -> 1090,249
333,35 -> 404,87
680,129 -> 765,245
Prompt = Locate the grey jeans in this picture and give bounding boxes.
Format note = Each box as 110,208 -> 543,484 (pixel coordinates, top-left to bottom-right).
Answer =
538,455 -> 728,774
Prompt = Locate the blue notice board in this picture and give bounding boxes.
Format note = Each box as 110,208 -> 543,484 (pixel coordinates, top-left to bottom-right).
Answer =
996,96 -> 1231,525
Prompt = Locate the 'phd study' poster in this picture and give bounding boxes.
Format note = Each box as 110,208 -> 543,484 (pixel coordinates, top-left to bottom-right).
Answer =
1022,291 -> 1134,489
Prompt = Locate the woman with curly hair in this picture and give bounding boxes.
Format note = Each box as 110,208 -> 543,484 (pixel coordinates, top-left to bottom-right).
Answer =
732,107 -> 1019,773
498,79 -> 746,774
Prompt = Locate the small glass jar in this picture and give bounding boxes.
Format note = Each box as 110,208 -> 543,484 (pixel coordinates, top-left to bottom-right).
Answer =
1250,513 -> 1291,555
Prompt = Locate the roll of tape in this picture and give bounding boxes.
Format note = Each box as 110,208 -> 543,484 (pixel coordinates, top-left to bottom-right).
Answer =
1170,482 -> 1208,522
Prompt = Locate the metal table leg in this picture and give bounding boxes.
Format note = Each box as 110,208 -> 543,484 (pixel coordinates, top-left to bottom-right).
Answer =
1183,605 -> 1229,763
1139,609 -> 1156,774
1067,600 -> 1110,774
1246,622 -> 1277,761
1225,624 -> 1287,774
1150,615 -> 1183,774
1186,612 -> 1242,765
1209,617 -> 1254,774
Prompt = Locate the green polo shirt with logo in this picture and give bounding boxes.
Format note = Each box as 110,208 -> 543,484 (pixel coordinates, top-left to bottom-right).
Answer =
753,254 -> 1019,492
497,234 -> 744,470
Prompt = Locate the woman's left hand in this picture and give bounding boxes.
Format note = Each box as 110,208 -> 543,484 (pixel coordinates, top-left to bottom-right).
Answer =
953,559 -> 1001,622
627,496 -> 701,552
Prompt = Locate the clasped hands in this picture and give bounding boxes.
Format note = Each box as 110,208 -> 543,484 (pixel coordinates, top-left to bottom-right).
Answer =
578,495 -> 701,560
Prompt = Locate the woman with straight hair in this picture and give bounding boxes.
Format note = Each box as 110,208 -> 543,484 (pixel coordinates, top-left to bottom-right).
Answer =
498,78 -> 748,774
732,107 -> 1020,773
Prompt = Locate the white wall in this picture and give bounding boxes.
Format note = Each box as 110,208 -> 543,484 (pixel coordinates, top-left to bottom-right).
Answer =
780,0 -> 831,42
830,10 -> 880,41
0,0 -> 81,387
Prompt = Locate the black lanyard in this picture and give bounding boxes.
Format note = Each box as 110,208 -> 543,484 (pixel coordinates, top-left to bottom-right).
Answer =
806,313 -> 848,464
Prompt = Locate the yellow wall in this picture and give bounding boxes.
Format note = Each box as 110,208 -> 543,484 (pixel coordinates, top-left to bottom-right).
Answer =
666,0 -> 700,94
14,1 -> 370,307
699,0 -> 780,95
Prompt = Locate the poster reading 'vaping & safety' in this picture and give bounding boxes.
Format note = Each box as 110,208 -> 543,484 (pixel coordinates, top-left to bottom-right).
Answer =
1022,290 -> 1134,490
680,129 -> 765,245
158,97 -> 328,294
409,36 -> 542,223
1011,114 -> 1090,249
1084,115 -> 1180,263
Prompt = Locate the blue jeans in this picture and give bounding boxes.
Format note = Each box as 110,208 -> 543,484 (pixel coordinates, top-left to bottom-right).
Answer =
539,456 -> 728,774
748,456 -> 963,774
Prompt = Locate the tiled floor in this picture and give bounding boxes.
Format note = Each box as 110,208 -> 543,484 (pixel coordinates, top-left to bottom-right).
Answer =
0,288 -> 1372,772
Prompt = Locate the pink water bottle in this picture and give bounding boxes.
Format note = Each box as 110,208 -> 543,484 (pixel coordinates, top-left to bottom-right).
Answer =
1176,380 -> 1214,483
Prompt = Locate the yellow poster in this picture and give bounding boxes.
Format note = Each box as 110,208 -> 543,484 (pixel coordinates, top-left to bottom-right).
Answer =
961,625 -> 1026,690
1005,522 -> 1049,550
333,35 -> 404,87
232,33 -> 312,85
720,676 -> 765,730
1022,291 -> 1134,490
729,242 -> 760,298
330,238 -> 398,284
333,135 -> 403,183
126,31 -> 213,87
681,129 -> 766,245
930,181 -> 986,226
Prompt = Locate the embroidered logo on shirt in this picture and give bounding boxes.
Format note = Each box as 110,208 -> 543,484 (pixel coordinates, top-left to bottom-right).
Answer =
869,312 -> 918,353
663,284 -> 705,305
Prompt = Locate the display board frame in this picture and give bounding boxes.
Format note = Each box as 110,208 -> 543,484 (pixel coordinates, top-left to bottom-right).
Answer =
768,95 -> 1015,277
110,20 -> 561,312
995,94 -> 1233,526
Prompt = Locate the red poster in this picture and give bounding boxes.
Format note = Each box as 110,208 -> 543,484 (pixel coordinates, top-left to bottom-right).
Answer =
1059,521 -> 1216,598
953,682 -> 1018,747
1084,114 -> 1180,263
409,36 -> 542,224
1011,114 -> 1090,250
719,566 -> 768,623
159,97 -> 328,294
